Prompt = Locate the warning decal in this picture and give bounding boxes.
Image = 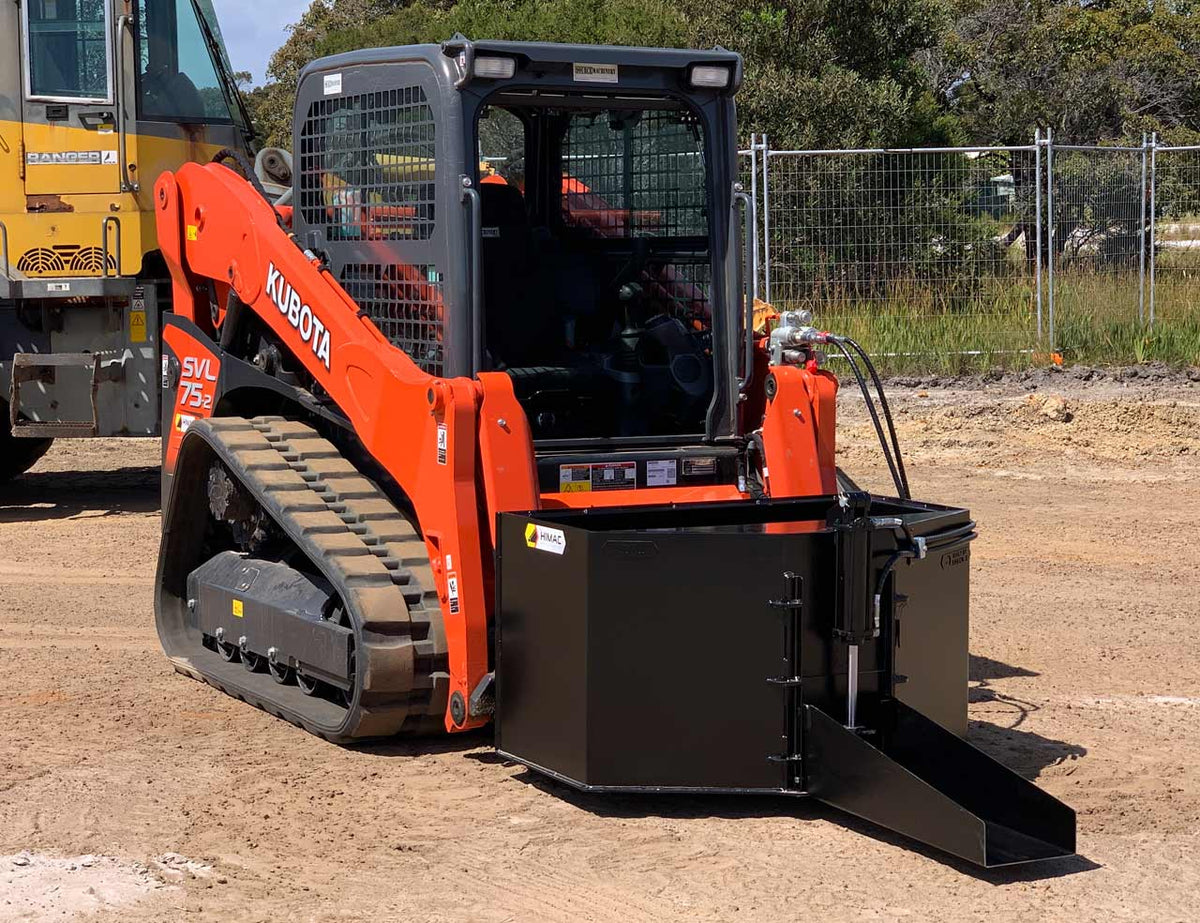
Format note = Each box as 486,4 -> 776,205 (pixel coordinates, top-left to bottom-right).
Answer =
558,462 -> 637,492
646,459 -> 678,487
232,599 -> 244,618
525,522 -> 567,555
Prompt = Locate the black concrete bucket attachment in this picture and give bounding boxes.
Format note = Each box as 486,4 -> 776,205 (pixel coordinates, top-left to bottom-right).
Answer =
494,495 -> 1077,870
805,702 -> 1076,867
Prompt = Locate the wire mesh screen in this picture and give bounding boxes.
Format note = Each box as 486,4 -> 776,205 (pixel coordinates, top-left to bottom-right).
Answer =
644,261 -> 712,327
561,109 -> 707,238
1049,147 -> 1146,328
1150,147 -> 1200,325
764,149 -> 1040,357
298,86 -> 437,243
339,263 -> 444,376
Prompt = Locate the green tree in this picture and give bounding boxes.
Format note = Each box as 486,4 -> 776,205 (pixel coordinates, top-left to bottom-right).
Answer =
931,0 -> 1200,146
254,0 -> 951,149
685,0 -> 953,148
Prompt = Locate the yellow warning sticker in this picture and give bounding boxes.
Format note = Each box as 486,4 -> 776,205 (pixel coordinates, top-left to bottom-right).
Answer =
186,224 -> 198,241
559,464 -> 592,492
130,309 -> 147,343
232,599 -> 244,618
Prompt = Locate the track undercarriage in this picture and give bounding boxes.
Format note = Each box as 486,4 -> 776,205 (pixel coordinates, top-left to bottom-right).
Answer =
156,416 -> 449,741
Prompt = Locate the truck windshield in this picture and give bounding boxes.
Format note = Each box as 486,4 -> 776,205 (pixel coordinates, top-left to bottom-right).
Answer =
136,0 -> 234,122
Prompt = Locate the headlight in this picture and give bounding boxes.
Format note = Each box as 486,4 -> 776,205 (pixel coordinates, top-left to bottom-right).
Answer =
474,56 -> 517,79
689,65 -> 731,89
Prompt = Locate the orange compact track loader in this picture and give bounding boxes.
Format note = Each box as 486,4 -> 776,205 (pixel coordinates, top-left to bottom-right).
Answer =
153,38 -> 1075,867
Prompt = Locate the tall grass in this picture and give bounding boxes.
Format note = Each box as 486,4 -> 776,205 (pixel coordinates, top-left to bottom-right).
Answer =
776,268 -> 1200,376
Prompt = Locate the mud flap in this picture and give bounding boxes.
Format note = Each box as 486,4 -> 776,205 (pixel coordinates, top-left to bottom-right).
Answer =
804,702 -> 1076,867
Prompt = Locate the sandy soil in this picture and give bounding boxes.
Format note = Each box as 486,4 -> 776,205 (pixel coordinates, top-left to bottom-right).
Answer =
1,375 -> 1198,922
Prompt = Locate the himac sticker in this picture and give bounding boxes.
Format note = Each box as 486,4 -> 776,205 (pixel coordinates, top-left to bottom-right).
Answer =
525,522 -> 566,555
447,572 -> 460,615
436,423 -> 448,465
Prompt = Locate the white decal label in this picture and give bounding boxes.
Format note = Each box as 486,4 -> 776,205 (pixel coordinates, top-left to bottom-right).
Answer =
25,150 -> 117,165
323,73 -> 343,95
265,262 -> 333,371
646,459 -> 678,487
46,282 -> 71,292
436,423 -> 448,465
447,572 -> 460,615
573,62 -> 618,84
525,523 -> 566,555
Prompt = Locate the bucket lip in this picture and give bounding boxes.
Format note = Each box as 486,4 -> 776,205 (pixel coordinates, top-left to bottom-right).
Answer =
506,493 -> 970,537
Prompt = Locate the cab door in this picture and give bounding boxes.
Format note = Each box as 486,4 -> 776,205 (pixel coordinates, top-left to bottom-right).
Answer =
20,0 -> 121,195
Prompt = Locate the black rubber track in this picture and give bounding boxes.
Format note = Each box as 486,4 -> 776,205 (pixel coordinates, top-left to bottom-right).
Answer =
156,416 -> 449,741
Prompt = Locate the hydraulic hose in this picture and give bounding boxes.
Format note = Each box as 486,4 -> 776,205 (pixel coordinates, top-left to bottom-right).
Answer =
840,337 -> 910,500
211,148 -> 271,202
827,337 -> 906,499
871,519 -> 977,631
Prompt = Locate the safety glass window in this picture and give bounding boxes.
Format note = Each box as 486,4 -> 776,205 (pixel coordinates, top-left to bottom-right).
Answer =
561,109 -> 708,239
136,0 -> 233,122
23,0 -> 112,102
478,107 -> 527,190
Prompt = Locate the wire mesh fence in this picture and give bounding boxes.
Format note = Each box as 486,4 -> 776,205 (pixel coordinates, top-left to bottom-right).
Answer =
762,145 -> 1040,360
1151,146 -> 1200,333
745,133 -> 1198,369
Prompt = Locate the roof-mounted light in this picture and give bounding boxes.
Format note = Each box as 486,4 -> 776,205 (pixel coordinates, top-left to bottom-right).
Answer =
689,64 -> 731,89
474,56 -> 517,80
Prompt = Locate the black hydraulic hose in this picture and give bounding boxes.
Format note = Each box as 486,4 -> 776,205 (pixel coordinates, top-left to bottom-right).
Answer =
871,519 -> 977,628
211,149 -> 292,237
841,336 -> 910,500
828,338 -> 905,499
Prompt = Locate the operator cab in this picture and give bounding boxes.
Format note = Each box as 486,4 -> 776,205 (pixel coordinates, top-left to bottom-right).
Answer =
475,99 -> 716,441
293,40 -> 746,447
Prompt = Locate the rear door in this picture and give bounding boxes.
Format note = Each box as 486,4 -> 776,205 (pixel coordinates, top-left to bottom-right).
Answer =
20,0 -> 121,195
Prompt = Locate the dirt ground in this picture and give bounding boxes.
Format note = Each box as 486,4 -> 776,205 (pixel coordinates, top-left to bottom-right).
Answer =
1,373 -> 1198,922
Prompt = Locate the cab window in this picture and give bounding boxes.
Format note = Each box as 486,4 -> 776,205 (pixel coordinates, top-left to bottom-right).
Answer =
23,0 -> 112,102
136,0 -> 233,122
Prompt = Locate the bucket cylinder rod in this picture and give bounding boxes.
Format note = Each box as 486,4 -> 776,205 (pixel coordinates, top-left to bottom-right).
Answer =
828,492 -> 874,729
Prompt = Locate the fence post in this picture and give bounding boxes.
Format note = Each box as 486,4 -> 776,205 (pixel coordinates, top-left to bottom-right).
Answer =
1045,127 -> 1056,352
748,133 -> 760,301
1149,132 -> 1157,329
761,134 -> 771,304
1034,129 -> 1044,342
1138,132 -> 1148,324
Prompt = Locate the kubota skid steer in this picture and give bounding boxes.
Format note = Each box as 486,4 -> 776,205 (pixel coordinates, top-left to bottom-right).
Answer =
153,38 -> 1076,867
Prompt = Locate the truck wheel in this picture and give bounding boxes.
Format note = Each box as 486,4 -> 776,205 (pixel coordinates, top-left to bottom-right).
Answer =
0,401 -> 53,482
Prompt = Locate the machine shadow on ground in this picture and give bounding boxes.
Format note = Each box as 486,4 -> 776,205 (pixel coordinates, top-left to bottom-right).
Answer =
491,759 -> 1100,883
0,467 -> 160,523
968,653 -> 1088,777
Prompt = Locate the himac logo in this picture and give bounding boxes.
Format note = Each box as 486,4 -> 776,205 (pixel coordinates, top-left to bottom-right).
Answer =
265,263 -> 332,371
525,523 -> 566,555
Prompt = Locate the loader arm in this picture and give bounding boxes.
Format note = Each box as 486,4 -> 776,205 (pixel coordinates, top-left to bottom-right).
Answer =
155,163 -> 492,731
